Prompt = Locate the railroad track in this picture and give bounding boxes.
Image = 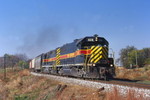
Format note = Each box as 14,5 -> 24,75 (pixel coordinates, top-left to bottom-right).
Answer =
91,79 -> 150,89
31,72 -> 150,89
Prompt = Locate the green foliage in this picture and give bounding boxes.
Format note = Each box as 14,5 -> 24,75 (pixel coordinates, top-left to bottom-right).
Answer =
119,46 -> 150,68
144,65 -> 150,71
145,58 -> 150,64
18,61 -> 29,69
137,80 -> 150,84
119,46 -> 137,68
0,53 -> 29,68
15,95 -> 30,100
14,93 -> 37,100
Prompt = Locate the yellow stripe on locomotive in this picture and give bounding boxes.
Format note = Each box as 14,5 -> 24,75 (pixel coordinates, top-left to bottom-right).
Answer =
56,48 -> 61,65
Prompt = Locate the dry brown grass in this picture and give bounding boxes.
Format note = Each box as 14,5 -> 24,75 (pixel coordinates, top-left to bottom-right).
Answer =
0,68 -> 59,100
106,87 -> 145,100
115,66 -> 150,81
57,86 -> 146,100
56,85 -> 102,100
0,69 -> 104,100
0,68 -> 148,100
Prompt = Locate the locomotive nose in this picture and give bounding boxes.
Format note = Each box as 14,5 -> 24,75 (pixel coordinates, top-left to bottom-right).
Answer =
89,46 -> 108,64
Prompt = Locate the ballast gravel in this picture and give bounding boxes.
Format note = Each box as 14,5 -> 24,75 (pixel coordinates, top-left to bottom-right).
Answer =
31,72 -> 150,99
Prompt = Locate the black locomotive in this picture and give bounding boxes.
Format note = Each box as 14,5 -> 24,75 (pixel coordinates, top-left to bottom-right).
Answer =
30,35 -> 115,80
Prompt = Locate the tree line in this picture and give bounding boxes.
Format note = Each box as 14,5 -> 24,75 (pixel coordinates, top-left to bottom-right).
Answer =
1,46 -> 150,69
117,46 -> 150,68
0,53 -> 29,69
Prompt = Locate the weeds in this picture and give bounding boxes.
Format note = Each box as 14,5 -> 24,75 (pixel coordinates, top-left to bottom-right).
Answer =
116,66 -> 150,81
0,69 -> 59,100
0,68 -> 148,100
14,95 -> 30,100
106,87 -> 145,100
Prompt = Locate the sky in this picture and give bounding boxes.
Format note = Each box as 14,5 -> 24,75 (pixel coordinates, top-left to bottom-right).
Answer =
0,0 -> 150,59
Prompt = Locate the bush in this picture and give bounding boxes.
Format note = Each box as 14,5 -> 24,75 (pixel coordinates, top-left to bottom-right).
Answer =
145,58 -> 150,65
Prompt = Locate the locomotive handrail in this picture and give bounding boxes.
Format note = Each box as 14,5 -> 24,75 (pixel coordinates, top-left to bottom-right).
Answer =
84,46 -> 89,72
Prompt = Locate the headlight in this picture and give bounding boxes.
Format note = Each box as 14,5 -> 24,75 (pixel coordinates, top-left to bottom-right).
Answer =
93,64 -> 96,66
110,64 -> 113,67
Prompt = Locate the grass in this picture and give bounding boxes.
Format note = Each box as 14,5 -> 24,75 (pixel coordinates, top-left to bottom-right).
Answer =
14,94 -> 30,100
0,68 -> 59,100
115,66 -> 150,81
0,68 -> 149,100
136,80 -> 150,84
106,87 -> 145,100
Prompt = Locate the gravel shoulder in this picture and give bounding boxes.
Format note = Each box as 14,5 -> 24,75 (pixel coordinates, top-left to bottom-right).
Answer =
31,72 -> 150,99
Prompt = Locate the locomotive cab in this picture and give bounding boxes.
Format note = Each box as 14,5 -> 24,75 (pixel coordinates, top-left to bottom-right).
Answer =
77,35 -> 109,65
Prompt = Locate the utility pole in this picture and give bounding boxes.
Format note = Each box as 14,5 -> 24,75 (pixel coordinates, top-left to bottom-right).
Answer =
11,56 -> 14,70
4,55 -> 6,79
135,50 -> 138,67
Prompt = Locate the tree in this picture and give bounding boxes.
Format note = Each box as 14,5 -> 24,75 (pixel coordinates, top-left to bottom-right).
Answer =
15,54 -> 29,69
119,46 -> 150,68
142,48 -> 150,65
138,48 -> 150,65
143,48 -> 150,58
145,58 -> 150,64
0,53 -> 29,69
119,46 -> 137,68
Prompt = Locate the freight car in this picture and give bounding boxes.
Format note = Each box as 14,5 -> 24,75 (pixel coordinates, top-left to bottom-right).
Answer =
30,35 -> 115,80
